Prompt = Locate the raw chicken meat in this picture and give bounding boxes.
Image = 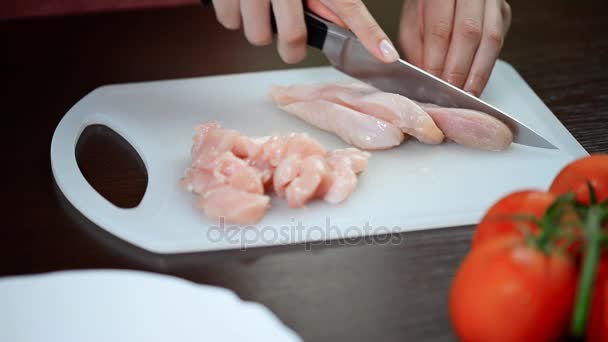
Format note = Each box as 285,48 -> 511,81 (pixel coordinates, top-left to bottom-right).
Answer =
284,155 -> 328,208
249,133 -> 326,185
198,186 -> 270,225
181,168 -> 221,195
270,83 -> 444,144
278,100 -> 405,150
418,104 -> 513,151
273,157 -> 301,197
213,152 -> 264,194
323,158 -> 358,204
269,82 -> 375,106
326,148 -> 370,174
181,122 -> 371,224
270,81 -> 513,151
191,122 -> 240,168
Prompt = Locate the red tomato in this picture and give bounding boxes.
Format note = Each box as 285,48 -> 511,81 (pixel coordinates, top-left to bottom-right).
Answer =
587,255 -> 608,342
450,236 -> 577,342
472,190 -> 556,248
550,154 -> 608,204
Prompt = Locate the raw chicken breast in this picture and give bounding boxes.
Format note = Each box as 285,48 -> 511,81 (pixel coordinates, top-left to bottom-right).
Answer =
270,83 -> 444,144
352,92 -> 444,144
269,82 -> 375,106
278,100 -> 405,150
271,82 -> 514,151
420,104 -> 513,151
198,186 -> 270,225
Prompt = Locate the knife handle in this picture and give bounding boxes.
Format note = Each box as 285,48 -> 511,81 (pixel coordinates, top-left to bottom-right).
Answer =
200,0 -> 329,50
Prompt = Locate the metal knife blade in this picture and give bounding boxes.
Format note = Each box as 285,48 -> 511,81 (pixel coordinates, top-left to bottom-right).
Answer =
306,12 -> 556,149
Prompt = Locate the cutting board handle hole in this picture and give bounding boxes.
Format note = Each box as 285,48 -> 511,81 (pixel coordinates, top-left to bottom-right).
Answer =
75,124 -> 148,208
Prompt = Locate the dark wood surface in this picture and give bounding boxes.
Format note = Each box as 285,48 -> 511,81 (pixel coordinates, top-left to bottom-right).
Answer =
3,1 -> 608,341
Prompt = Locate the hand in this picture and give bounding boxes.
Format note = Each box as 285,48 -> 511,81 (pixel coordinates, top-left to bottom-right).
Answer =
399,0 -> 512,96
212,0 -> 400,64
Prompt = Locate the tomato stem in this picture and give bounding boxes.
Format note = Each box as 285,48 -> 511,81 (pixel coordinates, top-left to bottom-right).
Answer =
570,206 -> 604,337
536,193 -> 575,251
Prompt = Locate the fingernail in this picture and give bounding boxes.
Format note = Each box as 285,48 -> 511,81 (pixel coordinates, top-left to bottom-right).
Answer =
379,39 -> 399,63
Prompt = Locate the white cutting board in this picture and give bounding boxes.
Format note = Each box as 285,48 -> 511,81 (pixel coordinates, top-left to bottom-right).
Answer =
51,60 -> 588,254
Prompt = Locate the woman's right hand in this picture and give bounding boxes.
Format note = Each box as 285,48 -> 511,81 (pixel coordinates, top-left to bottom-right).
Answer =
212,0 -> 400,64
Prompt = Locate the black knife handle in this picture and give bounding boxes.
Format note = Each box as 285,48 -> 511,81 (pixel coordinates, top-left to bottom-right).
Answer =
200,0 -> 328,50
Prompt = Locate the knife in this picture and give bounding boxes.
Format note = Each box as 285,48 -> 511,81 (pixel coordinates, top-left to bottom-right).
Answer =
200,1 -> 556,149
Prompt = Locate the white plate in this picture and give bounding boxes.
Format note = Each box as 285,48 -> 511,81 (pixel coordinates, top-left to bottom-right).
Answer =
50,61 -> 588,254
0,270 -> 301,342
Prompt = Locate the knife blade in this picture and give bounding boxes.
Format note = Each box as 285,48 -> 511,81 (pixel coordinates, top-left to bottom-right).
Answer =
303,12 -> 556,149
200,1 -> 556,149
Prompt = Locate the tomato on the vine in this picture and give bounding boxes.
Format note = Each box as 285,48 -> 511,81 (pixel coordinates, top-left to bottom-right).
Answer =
471,190 -> 556,248
587,255 -> 608,342
450,236 -> 577,342
550,154 -> 608,205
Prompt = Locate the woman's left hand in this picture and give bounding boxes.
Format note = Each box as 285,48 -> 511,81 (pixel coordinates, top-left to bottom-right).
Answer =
399,0 -> 512,97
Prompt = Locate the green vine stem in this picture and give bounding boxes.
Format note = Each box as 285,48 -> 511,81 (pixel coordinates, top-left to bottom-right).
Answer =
536,193 -> 575,252
570,205 -> 605,337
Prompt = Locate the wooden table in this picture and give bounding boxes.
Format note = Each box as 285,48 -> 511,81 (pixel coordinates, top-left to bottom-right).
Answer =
3,1 -> 608,340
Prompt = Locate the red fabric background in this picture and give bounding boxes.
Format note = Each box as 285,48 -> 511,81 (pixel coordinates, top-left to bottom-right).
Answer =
1,0 -> 199,20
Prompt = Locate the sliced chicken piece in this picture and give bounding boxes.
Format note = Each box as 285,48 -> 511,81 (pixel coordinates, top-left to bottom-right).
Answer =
317,148 -> 371,203
183,122 -> 371,224
273,157 -> 302,197
198,186 -> 270,224
326,148 -> 371,174
233,135 -> 263,159
214,152 -> 264,194
181,153 -> 264,196
283,134 -> 327,159
323,158 -> 358,204
245,136 -> 285,185
180,167 -> 222,194
248,133 -> 327,186
191,122 -> 240,168
255,135 -> 292,168
279,100 -> 405,150
420,104 -> 513,151
285,155 -> 329,208
270,83 -> 444,144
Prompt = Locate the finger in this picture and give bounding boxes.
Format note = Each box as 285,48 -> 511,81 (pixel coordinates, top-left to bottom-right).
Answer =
306,0 -> 347,28
272,0 -> 308,64
321,0 -> 399,63
464,0 -> 505,96
212,0 -> 241,30
501,0 -> 512,33
422,0 -> 455,76
398,0 -> 423,66
441,0 -> 486,88
241,0 -> 272,46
